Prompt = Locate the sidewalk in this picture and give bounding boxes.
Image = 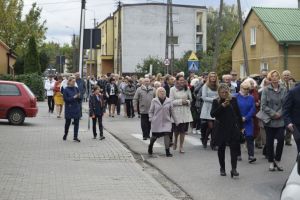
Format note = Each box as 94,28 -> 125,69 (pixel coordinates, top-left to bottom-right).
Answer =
0,102 -> 175,200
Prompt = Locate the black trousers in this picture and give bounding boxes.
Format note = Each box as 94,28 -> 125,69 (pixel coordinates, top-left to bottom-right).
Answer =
117,97 -> 121,115
246,136 -> 255,157
125,99 -> 134,117
65,118 -> 79,139
47,96 -> 54,112
218,142 -> 239,170
92,115 -> 103,137
265,126 -> 285,163
141,114 -> 151,139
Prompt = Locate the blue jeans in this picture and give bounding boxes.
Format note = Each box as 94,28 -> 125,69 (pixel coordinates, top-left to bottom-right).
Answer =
65,118 -> 79,139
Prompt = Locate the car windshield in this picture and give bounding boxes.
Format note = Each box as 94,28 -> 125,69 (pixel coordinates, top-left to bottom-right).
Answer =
23,84 -> 35,98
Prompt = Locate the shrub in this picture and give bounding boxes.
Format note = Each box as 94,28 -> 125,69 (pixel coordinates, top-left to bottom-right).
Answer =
0,73 -> 45,101
0,74 -> 14,81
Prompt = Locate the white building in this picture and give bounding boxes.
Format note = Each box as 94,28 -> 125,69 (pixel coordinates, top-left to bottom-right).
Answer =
116,3 -> 207,74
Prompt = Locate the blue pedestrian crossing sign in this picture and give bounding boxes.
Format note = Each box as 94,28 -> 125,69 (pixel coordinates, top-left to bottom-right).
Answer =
188,61 -> 200,72
188,52 -> 200,72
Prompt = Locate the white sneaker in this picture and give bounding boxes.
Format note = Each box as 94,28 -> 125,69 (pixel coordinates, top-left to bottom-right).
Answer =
192,128 -> 197,134
196,130 -> 201,135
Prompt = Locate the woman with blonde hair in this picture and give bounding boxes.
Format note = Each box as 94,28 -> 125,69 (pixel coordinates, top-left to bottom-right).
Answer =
200,72 -> 219,149
148,87 -> 174,157
261,70 -> 287,171
211,83 -> 243,178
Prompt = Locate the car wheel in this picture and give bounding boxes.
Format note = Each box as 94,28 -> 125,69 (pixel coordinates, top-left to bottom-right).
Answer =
8,109 -> 25,125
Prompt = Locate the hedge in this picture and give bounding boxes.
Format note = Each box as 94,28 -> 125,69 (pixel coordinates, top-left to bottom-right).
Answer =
0,73 -> 45,101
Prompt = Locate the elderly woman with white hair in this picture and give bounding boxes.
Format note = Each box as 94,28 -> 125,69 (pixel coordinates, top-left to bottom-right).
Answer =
148,87 -> 174,157
235,81 -> 256,163
153,81 -> 161,89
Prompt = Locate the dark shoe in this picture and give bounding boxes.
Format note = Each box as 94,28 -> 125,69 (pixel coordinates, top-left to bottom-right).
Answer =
230,169 -> 239,178
73,138 -> 80,142
220,168 -> 227,176
165,148 -> 173,157
132,115 -> 135,118
100,136 -> 105,140
63,134 -> 67,141
255,145 -> 263,149
248,157 -> 257,163
285,142 -> 292,146
93,134 -> 97,139
143,137 -> 147,140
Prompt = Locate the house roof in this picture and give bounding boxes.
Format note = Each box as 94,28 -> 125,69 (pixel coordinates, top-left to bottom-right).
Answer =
231,7 -> 300,49
0,39 -> 16,58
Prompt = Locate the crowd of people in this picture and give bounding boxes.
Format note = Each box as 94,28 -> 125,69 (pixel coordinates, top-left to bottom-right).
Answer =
44,68 -> 300,178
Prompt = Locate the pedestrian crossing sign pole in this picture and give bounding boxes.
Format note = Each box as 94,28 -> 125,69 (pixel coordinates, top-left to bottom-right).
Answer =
188,52 -> 200,72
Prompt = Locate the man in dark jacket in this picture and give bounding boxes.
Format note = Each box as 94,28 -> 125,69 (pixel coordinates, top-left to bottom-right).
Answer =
283,84 -> 300,153
164,75 -> 174,97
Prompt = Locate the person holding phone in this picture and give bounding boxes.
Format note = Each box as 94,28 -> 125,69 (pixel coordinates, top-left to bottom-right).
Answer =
63,77 -> 81,142
211,84 -> 243,178
89,86 -> 105,140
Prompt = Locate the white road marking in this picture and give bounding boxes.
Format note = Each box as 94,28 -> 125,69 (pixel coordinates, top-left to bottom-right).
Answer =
131,134 -> 163,147
185,135 -> 202,146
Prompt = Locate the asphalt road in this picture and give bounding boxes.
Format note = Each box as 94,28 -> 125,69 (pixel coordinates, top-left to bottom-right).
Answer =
101,107 -> 297,200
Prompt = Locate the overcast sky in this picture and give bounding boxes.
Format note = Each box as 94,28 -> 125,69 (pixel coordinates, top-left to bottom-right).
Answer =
23,0 -> 299,45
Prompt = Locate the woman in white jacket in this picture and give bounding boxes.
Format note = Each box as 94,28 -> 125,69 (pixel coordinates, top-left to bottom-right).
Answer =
44,75 -> 56,113
170,74 -> 193,153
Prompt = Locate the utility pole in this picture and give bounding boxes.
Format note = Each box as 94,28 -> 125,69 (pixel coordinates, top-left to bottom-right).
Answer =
72,34 -> 76,73
117,1 -> 122,75
79,0 -> 86,78
169,0 -> 174,75
165,0 -> 170,75
212,0 -> 223,71
237,0 -> 249,76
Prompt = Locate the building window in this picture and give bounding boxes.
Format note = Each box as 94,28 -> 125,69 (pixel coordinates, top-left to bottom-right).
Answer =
240,64 -> 247,78
260,62 -> 268,71
168,36 -> 178,45
196,35 -> 203,52
250,27 -> 256,46
196,12 -> 202,33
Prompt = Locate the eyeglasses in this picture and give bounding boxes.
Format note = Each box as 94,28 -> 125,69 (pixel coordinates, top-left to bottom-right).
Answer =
231,74 -> 237,76
242,88 -> 250,90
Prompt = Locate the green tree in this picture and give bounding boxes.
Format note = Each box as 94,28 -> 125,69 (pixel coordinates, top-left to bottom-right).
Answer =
14,56 -> 24,75
24,36 -> 40,73
206,4 -> 240,74
136,56 -> 164,75
39,50 -> 49,73
0,1 -> 47,55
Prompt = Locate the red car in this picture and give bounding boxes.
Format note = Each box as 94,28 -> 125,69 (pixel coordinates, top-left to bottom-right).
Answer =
0,80 -> 38,125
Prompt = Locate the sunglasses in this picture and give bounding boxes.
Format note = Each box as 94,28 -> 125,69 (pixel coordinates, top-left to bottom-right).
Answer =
242,88 -> 250,90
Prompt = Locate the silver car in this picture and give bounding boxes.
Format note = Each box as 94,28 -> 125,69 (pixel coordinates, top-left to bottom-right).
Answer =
281,153 -> 300,200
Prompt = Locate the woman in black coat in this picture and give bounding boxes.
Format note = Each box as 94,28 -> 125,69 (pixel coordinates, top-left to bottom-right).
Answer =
89,86 -> 105,140
211,84 -> 243,178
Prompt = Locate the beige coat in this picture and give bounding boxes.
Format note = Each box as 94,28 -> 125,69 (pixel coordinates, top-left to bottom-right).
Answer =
169,86 -> 193,124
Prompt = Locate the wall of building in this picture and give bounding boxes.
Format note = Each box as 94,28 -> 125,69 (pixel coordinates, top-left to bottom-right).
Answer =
0,46 -> 8,75
121,4 -> 207,73
232,11 -> 281,78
